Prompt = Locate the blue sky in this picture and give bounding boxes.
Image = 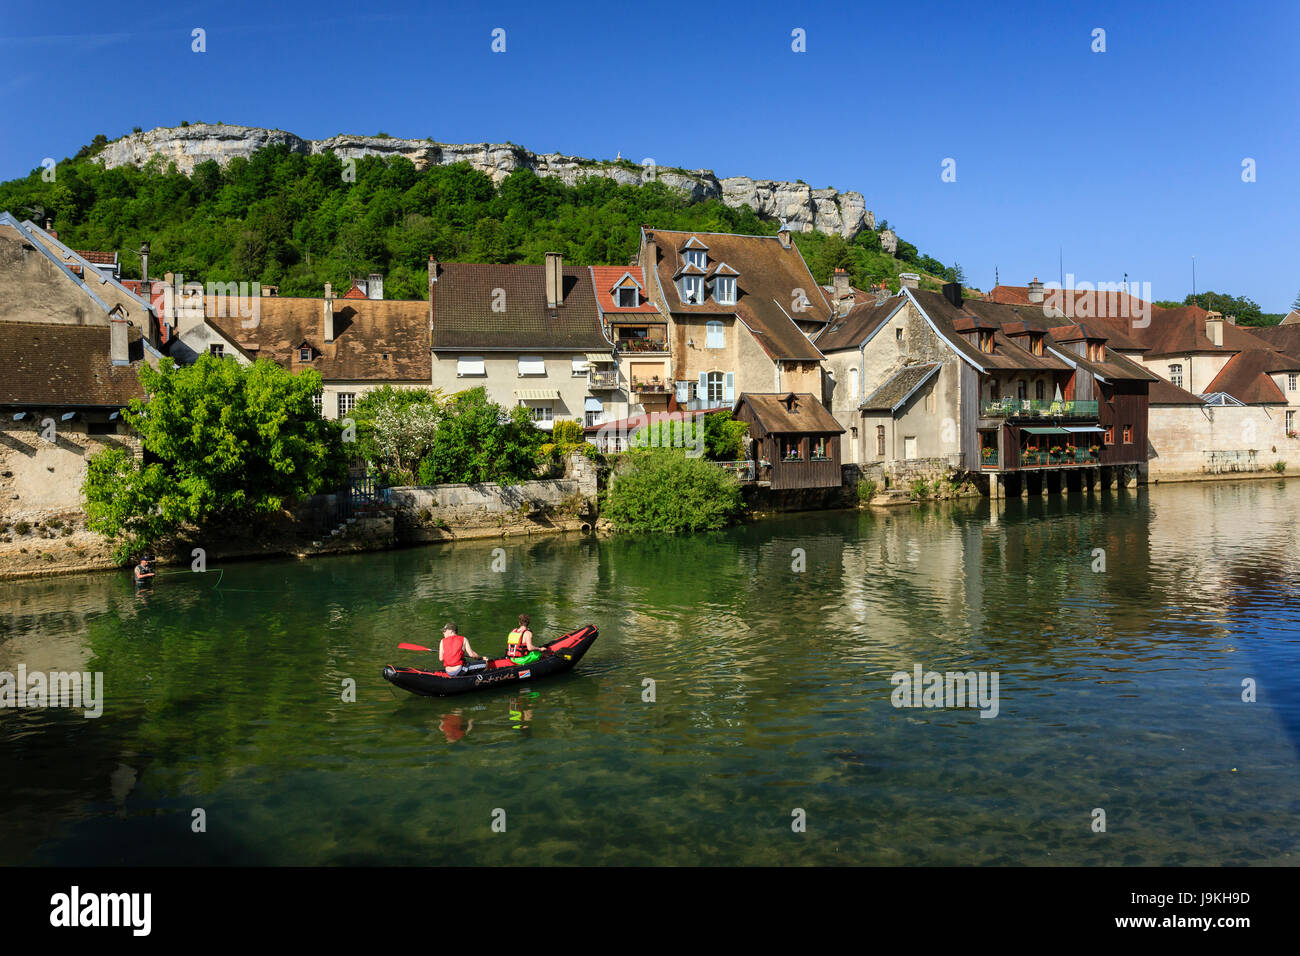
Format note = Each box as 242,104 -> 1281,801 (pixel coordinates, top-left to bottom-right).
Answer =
2,0 -> 1296,309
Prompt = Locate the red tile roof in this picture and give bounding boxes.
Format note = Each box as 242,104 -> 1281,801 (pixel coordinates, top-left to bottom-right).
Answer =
589,266 -> 660,314
76,250 -> 117,265
341,283 -> 368,300
1204,349 -> 1300,404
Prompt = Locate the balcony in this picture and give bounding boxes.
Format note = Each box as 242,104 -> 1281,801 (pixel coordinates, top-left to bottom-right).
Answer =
1018,447 -> 1102,468
617,338 -> 669,353
982,398 -> 1100,419
980,448 -> 1000,470
631,378 -> 670,394
588,369 -> 620,389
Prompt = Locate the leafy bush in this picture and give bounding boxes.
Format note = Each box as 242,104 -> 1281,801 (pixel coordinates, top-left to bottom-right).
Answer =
350,386 -> 443,482
551,419 -> 583,446
417,387 -> 545,485
857,479 -> 878,502
602,448 -> 745,533
81,355 -> 348,560
910,478 -> 930,499
629,411 -> 749,461
1274,461 -> 1287,473
14,521 -> 30,536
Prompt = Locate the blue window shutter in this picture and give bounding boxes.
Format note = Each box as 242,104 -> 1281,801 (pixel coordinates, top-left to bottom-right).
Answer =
724,372 -> 735,403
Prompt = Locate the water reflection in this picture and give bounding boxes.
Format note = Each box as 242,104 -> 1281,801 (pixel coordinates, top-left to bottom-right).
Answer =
1,479 -> 1298,864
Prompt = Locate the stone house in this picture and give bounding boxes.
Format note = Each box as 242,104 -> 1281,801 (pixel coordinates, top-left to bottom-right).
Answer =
429,254 -> 614,430
638,227 -> 829,408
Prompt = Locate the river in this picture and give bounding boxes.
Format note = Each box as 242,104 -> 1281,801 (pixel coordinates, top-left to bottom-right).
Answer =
2,478 -> 1298,865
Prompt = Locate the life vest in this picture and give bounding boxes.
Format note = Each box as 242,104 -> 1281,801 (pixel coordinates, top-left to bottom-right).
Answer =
506,627 -> 529,658
441,634 -> 465,668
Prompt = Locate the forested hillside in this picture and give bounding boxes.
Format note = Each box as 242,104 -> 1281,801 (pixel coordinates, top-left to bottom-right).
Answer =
0,137 -> 965,299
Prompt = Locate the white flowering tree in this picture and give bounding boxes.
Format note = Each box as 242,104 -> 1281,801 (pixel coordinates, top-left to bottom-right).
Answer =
350,386 -> 444,484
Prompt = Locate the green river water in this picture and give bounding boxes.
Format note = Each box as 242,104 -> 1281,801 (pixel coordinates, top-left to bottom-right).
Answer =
2,479 -> 1299,865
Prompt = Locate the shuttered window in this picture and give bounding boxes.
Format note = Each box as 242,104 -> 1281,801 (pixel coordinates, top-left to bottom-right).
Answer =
518,356 -> 546,376
457,356 -> 485,376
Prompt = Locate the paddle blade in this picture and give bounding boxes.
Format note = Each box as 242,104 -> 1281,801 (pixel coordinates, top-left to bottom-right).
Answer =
398,642 -> 434,652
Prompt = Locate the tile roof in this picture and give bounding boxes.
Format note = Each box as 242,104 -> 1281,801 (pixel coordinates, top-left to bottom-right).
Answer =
735,392 -> 843,434
860,363 -> 941,412
815,296 -> 903,352
430,263 -> 610,351
643,228 -> 826,362
76,250 -> 117,265
0,321 -> 145,407
1203,349 -> 1300,404
341,283 -> 368,299
206,296 -> 431,381
1148,378 -> 1207,405
589,266 -> 660,314
1249,324 -> 1300,359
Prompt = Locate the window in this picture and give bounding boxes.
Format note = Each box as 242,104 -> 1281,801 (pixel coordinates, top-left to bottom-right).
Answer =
209,344 -> 225,358
1104,426 -> 1114,445
896,327 -> 903,342
675,380 -> 696,403
979,331 -> 994,353
1030,334 -> 1044,356
527,404 -> 554,425
299,346 -> 312,362
782,438 -> 803,461
1290,373 -> 1297,392
706,321 -> 725,349
876,425 -> 886,457
714,276 -> 736,305
683,276 -> 705,304
1169,364 -> 1183,389
1035,380 -> 1045,401
338,393 -> 356,417
684,249 -> 706,270
311,392 -> 323,416
1088,341 -> 1105,362
518,356 -> 546,376
457,356 -> 485,377
571,356 -> 588,377
1287,410 -> 1296,435
849,367 -> 859,400
617,287 -> 639,308
1017,380 -> 1027,401
706,371 -> 725,404
811,436 -> 829,460
1122,425 -> 1133,444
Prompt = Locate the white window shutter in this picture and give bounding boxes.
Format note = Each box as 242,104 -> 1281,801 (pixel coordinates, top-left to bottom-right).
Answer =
724,372 -> 735,403
698,371 -> 707,400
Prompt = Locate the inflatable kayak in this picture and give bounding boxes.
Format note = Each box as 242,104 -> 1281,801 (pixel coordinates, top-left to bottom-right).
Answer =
382,624 -> 598,697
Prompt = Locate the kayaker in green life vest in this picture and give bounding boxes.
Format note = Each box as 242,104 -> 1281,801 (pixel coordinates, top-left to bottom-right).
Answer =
506,614 -> 546,667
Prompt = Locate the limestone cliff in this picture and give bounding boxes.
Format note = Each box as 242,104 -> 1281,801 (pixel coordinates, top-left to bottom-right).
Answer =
96,125 -> 875,239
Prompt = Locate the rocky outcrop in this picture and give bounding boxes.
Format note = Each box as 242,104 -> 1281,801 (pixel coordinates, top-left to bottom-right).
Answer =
95,125 -> 875,239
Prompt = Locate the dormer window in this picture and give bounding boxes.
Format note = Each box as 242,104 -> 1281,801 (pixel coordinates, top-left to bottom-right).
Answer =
299,346 -> 313,362
617,287 -> 639,308
1029,334 -> 1044,356
1087,340 -> 1105,362
683,276 -> 705,304
684,249 -> 707,270
978,331 -> 994,354
714,276 -> 736,305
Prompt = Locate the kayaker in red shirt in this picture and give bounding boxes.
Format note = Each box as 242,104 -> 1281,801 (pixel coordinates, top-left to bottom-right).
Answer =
439,622 -> 484,677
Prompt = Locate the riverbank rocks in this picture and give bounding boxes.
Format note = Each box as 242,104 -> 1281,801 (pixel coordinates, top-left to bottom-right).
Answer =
94,125 -> 874,239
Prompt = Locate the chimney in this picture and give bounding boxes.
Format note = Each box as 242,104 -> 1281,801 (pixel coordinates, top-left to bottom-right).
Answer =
545,251 -> 563,309
367,272 -> 384,300
778,223 -> 791,249
1027,277 -> 1044,304
139,241 -> 150,282
1205,311 -> 1224,347
110,311 -> 130,366
942,281 -> 963,308
1225,314 -> 1236,326
832,268 -> 851,300
324,283 -> 335,343
428,255 -> 438,284
899,272 -> 920,290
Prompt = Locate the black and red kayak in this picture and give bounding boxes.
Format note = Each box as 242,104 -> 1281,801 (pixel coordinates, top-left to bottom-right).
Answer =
382,624 -> 598,697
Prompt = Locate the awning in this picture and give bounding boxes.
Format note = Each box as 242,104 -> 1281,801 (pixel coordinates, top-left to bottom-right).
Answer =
1063,426 -> 1105,433
1022,426 -> 1068,435
584,397 -> 603,411
585,352 -> 613,363
515,389 -> 560,401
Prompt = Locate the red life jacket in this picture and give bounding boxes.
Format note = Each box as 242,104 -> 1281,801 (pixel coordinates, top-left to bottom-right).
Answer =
441,634 -> 465,668
507,627 -> 529,658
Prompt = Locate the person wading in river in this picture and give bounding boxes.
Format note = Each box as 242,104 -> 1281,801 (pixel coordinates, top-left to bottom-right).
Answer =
506,614 -> 548,667
439,623 -> 485,677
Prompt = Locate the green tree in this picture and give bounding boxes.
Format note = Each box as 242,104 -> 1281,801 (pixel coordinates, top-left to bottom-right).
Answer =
350,386 -> 444,483
602,448 -> 745,533
82,448 -> 188,562
1185,291 -> 1264,326
417,387 -> 545,484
